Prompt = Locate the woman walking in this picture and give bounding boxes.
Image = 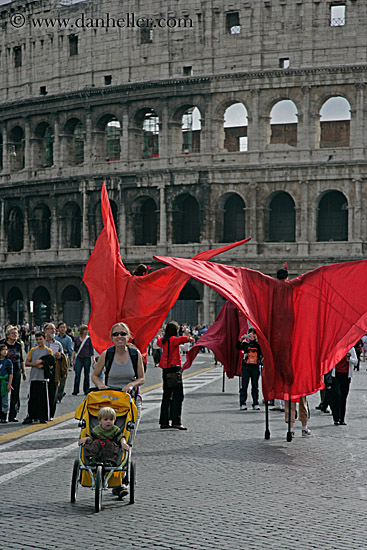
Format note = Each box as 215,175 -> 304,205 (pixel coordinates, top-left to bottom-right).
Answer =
157,321 -> 194,430
71,325 -> 95,396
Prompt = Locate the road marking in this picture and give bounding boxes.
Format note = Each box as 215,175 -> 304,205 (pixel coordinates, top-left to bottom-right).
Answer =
0,365 -> 221,485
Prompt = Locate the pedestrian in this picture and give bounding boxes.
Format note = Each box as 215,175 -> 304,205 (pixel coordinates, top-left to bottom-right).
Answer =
284,396 -> 311,437
236,328 -> 262,411
157,321 -> 194,430
328,347 -> 357,426
0,344 -> 13,423
55,322 -> 73,402
23,331 -> 54,424
44,323 -> 64,416
152,331 -> 163,367
71,325 -> 95,396
0,325 -> 26,422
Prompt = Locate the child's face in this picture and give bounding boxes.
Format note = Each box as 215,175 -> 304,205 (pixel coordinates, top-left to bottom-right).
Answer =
0,347 -> 8,358
100,416 -> 115,430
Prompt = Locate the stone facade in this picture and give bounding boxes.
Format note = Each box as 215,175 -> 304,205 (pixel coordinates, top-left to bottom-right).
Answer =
0,0 -> 366,326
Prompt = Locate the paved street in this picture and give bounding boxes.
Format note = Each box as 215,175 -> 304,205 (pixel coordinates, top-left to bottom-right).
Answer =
1,353 -> 367,550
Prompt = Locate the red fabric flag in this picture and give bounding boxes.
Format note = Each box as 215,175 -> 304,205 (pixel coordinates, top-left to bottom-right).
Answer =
183,301 -> 248,377
83,183 -> 251,354
154,255 -> 367,401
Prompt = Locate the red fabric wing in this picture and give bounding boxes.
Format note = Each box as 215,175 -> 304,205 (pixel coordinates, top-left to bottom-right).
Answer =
183,301 -> 248,376
83,185 -> 251,354
154,255 -> 367,401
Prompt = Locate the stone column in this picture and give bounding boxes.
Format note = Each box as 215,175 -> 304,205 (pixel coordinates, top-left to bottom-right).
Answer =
84,109 -> 93,164
353,178 -> 362,243
248,90 -> 260,151
121,106 -> 129,162
50,278 -> 58,321
53,115 -> 60,167
24,117 -> 32,171
299,86 -> 311,155
203,283 -> 210,325
309,206 -> 318,243
0,199 -> 5,257
118,189 -> 127,259
352,83 -> 365,160
0,280 -> 5,323
23,207 -> 30,252
81,182 -> 89,249
246,182 -> 258,255
297,180 -> 309,256
159,104 -> 169,159
157,182 -> 167,253
50,203 -> 58,250
1,124 -> 9,173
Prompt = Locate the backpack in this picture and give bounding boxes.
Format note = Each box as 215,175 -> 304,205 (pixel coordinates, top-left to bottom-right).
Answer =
104,345 -> 138,386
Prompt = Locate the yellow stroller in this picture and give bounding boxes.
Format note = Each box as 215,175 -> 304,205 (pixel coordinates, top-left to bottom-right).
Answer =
71,388 -> 138,512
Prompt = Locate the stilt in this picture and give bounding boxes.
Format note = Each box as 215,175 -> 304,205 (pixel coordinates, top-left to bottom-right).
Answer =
222,366 -> 225,392
264,401 -> 270,439
286,396 -> 293,442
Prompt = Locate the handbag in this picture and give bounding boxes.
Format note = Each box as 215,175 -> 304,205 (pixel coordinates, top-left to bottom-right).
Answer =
166,368 -> 182,388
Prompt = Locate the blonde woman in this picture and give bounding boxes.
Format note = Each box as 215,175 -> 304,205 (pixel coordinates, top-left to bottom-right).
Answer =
91,322 -> 145,407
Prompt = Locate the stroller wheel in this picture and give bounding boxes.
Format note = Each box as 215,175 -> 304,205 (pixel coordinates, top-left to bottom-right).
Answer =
129,461 -> 136,505
71,459 -> 80,503
94,465 -> 103,513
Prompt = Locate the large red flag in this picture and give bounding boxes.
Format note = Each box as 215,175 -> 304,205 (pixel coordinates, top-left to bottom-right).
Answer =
83,183 -> 251,354
183,301 -> 248,377
154,255 -> 367,401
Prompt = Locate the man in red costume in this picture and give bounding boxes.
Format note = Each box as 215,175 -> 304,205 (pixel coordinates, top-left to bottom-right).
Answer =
154,254 -> 367,404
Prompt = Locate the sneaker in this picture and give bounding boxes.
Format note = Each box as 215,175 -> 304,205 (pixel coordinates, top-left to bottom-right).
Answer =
302,428 -> 311,436
252,404 -> 260,411
240,404 -> 247,411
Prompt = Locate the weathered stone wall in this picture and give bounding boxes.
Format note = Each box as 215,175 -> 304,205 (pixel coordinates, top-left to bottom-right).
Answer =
0,0 -> 366,325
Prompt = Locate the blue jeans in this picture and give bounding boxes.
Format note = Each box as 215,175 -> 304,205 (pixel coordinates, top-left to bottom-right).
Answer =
239,364 -> 260,406
73,357 -> 91,395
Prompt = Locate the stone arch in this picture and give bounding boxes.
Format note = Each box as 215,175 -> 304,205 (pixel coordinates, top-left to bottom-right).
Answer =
95,114 -> 122,161
266,191 -> 296,242
269,99 -> 298,147
130,107 -> 160,160
172,193 -> 200,244
7,287 -> 24,325
9,125 -> 25,171
216,192 -> 246,242
61,284 -> 82,326
60,201 -> 81,248
317,190 -> 348,241
131,196 -> 158,245
319,96 -> 351,148
63,117 -> 84,165
33,121 -> 53,168
30,203 -> 51,250
32,286 -> 51,326
221,102 -> 248,152
7,206 -> 24,252
181,106 -> 201,154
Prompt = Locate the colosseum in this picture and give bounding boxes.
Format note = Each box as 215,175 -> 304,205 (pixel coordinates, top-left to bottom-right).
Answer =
0,0 -> 365,326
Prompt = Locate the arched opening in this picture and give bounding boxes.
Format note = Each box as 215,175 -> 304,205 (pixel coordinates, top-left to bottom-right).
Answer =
61,285 -> 82,326
143,110 -> 160,158
173,194 -> 200,244
9,126 -> 25,171
34,122 -> 53,168
61,202 -> 81,248
31,204 -> 51,250
95,115 -> 121,162
223,103 -> 248,152
7,287 -> 24,325
268,192 -> 295,242
63,118 -> 84,165
223,194 -> 246,242
320,97 -> 351,148
270,100 -> 298,146
317,191 -> 348,241
32,286 -> 51,326
166,282 -> 200,325
7,207 -> 24,252
132,197 -> 158,245
182,107 -> 201,154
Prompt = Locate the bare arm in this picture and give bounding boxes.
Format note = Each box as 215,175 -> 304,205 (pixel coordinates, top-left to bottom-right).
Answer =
91,350 -> 107,389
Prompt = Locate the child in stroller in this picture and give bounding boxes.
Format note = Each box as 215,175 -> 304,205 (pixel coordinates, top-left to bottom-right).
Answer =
79,406 -> 130,466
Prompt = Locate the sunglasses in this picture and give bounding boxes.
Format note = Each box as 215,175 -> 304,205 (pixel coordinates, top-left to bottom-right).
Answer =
112,331 -> 128,337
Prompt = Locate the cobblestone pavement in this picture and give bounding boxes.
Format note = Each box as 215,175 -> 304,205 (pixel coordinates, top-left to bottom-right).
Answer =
1,355 -> 367,550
